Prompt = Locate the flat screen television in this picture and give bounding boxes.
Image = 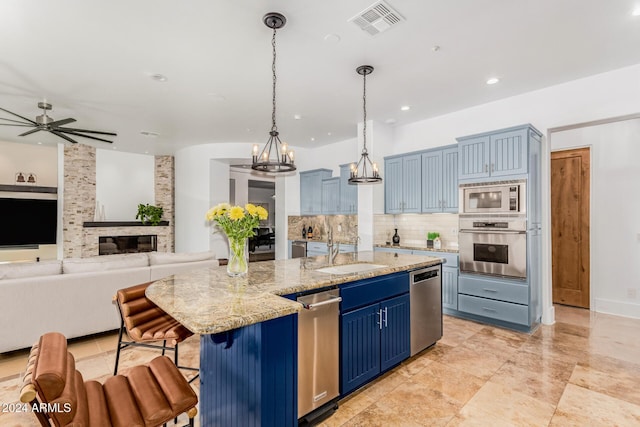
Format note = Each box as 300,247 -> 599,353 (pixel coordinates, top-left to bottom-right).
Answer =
0,198 -> 58,246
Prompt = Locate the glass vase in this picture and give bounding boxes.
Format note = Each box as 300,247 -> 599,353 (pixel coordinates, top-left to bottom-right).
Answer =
227,236 -> 249,277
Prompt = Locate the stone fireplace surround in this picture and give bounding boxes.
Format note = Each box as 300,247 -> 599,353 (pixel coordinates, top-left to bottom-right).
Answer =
63,145 -> 175,258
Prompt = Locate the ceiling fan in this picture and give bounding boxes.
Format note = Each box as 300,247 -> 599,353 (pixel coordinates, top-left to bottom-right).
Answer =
0,101 -> 116,144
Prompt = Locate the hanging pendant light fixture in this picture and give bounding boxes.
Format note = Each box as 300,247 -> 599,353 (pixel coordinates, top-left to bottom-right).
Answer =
251,12 -> 296,173
349,65 -> 381,184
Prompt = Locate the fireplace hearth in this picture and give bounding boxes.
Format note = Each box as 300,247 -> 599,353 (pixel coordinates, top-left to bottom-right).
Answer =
99,235 -> 157,255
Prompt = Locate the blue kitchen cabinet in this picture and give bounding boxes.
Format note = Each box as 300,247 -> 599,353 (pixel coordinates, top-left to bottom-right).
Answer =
306,241 -> 328,257
384,153 -> 421,213
421,145 -> 458,213
339,164 -> 358,214
457,124 -> 541,182
340,272 -> 410,395
442,266 -> 458,311
321,177 -> 340,214
300,169 -> 332,215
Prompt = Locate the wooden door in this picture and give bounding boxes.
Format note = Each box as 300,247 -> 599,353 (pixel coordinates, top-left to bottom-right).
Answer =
551,147 -> 590,308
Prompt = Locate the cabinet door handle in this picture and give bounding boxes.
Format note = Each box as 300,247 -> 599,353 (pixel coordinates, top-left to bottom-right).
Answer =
482,307 -> 497,312
482,288 -> 498,293
383,307 -> 388,328
377,309 -> 383,330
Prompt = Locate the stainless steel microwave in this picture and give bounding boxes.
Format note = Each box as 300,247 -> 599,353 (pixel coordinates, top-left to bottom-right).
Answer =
460,181 -> 526,214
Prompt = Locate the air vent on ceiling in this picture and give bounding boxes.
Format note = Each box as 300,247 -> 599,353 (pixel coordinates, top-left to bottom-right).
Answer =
348,1 -> 405,36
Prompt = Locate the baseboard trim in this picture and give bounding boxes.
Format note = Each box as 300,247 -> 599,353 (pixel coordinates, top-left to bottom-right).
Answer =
594,298 -> 640,319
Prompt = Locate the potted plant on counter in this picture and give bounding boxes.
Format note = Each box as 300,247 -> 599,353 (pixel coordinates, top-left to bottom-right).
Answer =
427,231 -> 440,249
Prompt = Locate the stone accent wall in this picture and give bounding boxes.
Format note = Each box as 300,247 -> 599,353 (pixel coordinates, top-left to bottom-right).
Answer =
82,226 -> 172,257
155,156 -> 175,252
63,145 -> 96,258
287,215 -> 358,242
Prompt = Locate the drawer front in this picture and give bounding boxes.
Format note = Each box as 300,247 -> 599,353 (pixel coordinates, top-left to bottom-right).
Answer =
458,275 -> 528,304
306,241 -> 327,252
341,272 -> 409,312
458,294 -> 528,325
412,250 -> 458,267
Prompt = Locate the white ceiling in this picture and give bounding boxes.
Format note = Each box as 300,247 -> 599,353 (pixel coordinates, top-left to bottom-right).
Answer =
1,0 -> 639,155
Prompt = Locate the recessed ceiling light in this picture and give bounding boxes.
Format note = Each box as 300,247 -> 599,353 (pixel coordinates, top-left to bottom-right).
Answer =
486,77 -> 500,85
144,151 -> 149,154
150,73 -> 168,82
294,114 -> 302,120
432,45 -> 441,52
112,146 -> 117,150
311,137 -> 315,142
327,132 -> 332,136
633,6 -> 640,16
400,106 -> 410,111
37,142 -> 42,145
324,33 -> 341,43
140,131 -> 159,137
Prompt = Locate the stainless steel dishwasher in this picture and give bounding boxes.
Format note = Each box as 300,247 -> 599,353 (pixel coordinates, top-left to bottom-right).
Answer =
297,288 -> 342,424
410,265 -> 443,356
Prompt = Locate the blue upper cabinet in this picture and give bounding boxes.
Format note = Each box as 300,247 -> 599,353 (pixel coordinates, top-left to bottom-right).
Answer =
384,154 -> 421,214
421,145 -> 458,213
299,169 -> 332,215
457,124 -> 541,182
339,164 -> 358,214
321,177 -> 340,215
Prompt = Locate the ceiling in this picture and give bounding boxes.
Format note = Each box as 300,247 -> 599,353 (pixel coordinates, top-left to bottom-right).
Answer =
1,0 -> 639,155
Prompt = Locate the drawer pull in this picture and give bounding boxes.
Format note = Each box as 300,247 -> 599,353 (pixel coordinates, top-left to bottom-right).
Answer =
482,288 -> 498,293
482,307 -> 497,312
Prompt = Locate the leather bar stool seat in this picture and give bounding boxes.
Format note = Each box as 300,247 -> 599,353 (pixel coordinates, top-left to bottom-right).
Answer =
19,332 -> 198,427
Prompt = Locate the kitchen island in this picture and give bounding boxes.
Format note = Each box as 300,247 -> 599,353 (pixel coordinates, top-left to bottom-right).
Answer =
147,251 -> 442,426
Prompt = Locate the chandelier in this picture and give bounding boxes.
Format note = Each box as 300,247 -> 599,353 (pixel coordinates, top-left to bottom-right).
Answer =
348,65 -> 381,184
251,12 -> 296,173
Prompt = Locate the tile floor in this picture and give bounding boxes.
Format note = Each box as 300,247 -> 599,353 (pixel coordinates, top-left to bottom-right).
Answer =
1,305 -> 639,426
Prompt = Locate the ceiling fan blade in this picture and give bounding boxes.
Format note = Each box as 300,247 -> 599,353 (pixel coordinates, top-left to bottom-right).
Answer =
49,118 -> 76,127
51,130 -> 78,144
19,128 -> 43,137
57,126 -> 117,136
0,107 -> 37,125
0,117 -> 33,125
57,129 -> 114,143
0,123 -> 34,127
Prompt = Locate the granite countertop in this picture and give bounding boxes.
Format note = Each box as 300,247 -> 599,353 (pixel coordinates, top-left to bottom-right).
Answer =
374,243 -> 459,254
146,251 -> 443,335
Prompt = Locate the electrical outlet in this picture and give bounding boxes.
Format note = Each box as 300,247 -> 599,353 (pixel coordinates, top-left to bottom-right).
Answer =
337,224 -> 342,232
451,228 -> 458,236
628,288 -> 637,299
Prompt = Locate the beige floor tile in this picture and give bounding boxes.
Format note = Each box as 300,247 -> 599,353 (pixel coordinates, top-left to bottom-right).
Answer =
66,338 -> 102,360
460,381 -> 555,427
553,304 -> 597,328
569,353 -> 640,406
420,342 -> 454,361
489,360 -> 568,406
550,383 -> 640,426
506,348 -> 577,383
0,350 -> 29,380
395,351 -> 434,378
342,401 -> 425,427
434,344 -> 508,380
94,331 -> 119,353
356,370 -> 407,402
412,361 -> 484,405
321,391 -> 376,427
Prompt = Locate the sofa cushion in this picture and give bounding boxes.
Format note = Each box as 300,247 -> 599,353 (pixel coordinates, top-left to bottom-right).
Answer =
0,260 -> 62,280
62,253 -> 149,274
148,251 -> 215,266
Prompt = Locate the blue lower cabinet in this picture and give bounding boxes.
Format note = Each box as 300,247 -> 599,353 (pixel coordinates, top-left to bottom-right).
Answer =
340,293 -> 410,395
200,315 -> 297,427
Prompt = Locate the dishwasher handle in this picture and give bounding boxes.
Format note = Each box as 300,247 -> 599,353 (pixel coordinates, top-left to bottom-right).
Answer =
302,296 -> 342,310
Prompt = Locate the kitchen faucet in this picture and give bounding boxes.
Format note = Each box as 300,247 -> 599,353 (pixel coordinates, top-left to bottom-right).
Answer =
327,226 -> 340,264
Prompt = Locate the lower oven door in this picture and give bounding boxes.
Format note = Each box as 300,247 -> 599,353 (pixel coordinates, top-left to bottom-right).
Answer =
459,230 -> 527,279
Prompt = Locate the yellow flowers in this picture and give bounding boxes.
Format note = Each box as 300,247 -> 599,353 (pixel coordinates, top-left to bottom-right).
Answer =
205,202 -> 269,240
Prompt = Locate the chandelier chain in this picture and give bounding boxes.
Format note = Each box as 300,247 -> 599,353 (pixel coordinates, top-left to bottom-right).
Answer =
362,70 -> 368,153
271,27 -> 278,132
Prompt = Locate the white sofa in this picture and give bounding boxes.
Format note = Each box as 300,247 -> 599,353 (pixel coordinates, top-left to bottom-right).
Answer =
0,251 -> 218,353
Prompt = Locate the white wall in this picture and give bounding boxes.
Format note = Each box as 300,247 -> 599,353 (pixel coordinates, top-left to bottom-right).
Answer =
0,140 -> 57,186
551,118 -> 640,319
95,149 -> 154,220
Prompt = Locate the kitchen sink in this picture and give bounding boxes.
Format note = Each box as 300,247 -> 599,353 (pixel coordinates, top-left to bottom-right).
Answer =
315,263 -> 387,275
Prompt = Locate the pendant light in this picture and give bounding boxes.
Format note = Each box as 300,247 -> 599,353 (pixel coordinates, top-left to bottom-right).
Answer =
349,65 -> 381,184
251,12 -> 296,173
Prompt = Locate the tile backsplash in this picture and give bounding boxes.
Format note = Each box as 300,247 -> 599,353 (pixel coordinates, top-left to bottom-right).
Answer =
288,215 -> 358,242
374,214 -> 459,249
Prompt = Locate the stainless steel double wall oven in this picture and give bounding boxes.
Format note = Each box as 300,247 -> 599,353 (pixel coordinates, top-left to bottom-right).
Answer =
459,180 -> 528,280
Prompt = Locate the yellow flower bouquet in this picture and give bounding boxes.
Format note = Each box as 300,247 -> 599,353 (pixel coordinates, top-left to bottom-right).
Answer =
206,203 -> 268,276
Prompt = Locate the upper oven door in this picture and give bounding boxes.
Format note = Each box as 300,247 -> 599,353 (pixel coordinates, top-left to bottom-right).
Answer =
461,182 -> 525,214
459,230 -> 527,279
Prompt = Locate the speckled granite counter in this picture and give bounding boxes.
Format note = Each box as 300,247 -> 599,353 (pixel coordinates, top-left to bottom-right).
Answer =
146,251 -> 442,335
374,243 -> 459,253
